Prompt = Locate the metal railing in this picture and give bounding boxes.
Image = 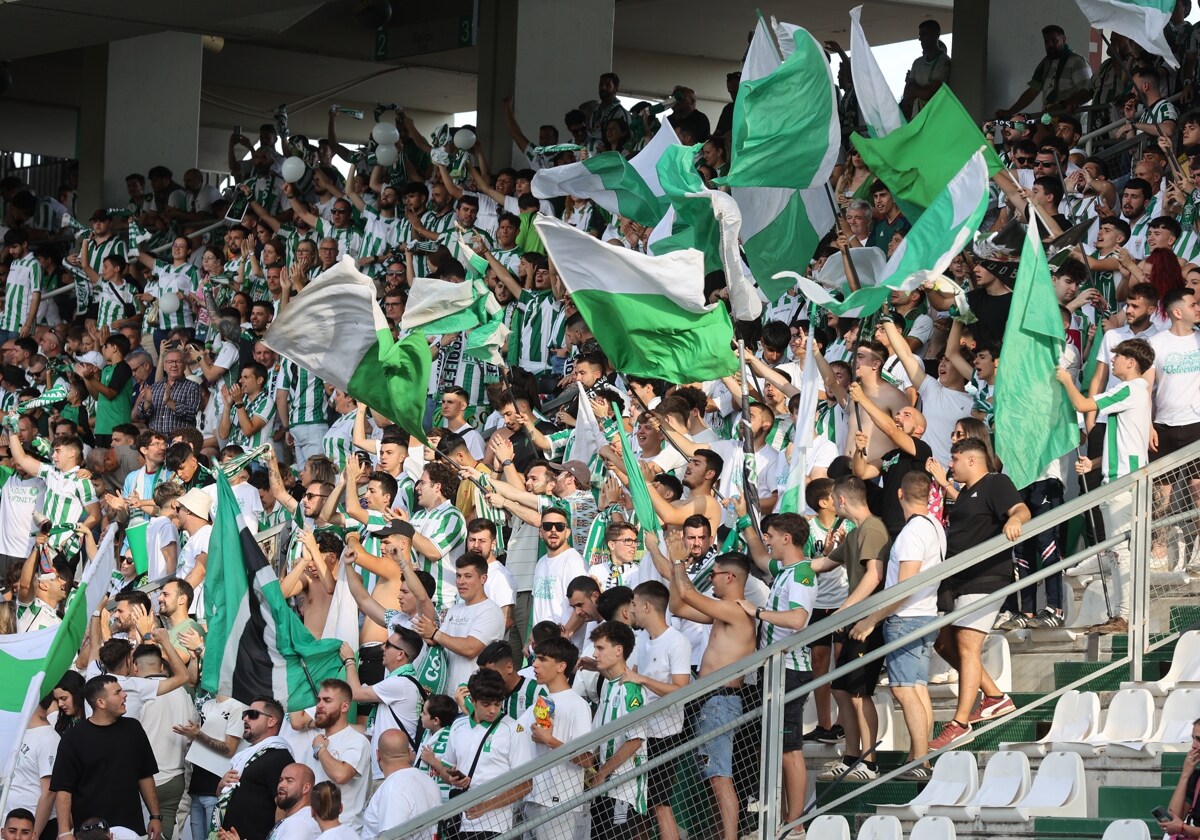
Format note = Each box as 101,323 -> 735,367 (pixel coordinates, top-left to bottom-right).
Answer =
382,439 -> 1200,840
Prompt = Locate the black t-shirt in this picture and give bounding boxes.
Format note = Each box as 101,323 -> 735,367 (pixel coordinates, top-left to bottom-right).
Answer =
874,439 -> 934,537
942,472 -> 1023,595
509,422 -> 556,474
222,746 -> 293,839
965,289 -> 1013,349
50,717 -> 158,833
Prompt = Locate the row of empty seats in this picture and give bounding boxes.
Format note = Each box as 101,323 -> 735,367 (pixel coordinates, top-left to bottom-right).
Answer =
808,814 -> 1151,839
875,750 -> 1085,822
1120,630 -> 1200,696
998,687 -> 1200,757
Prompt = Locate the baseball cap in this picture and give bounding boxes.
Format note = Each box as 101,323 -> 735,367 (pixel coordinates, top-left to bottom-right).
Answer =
548,459 -> 591,488
372,519 -> 415,539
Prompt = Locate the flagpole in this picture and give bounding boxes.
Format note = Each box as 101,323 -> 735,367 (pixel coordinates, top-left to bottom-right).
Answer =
736,337 -> 763,540
824,183 -> 863,292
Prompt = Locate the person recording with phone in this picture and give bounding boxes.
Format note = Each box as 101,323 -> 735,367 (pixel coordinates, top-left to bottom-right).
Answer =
1158,719 -> 1200,838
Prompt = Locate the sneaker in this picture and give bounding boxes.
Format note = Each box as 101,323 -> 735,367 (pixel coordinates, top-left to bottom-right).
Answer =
1066,555 -> 1102,577
969,693 -> 1016,723
1027,608 -> 1064,629
821,724 -> 845,744
992,610 -> 1015,629
929,667 -> 958,685
803,726 -> 832,743
783,829 -> 807,840
900,765 -> 932,781
929,720 -> 973,750
997,613 -> 1033,630
1089,616 -> 1129,635
817,759 -> 848,779
840,763 -> 879,782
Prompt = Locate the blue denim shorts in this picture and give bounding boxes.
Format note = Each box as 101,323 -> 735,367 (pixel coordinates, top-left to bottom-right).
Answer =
695,693 -> 742,780
883,615 -> 937,687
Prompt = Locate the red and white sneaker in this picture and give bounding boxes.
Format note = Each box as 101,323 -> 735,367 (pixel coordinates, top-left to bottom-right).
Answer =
929,719 -> 973,750
969,693 -> 1016,723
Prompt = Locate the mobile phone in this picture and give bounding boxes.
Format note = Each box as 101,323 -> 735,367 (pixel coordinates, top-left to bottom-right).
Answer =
1152,806 -> 1171,822
448,769 -> 465,780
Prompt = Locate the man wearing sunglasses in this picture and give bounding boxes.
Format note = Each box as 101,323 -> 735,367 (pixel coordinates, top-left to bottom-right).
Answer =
215,698 -> 293,840
530,507 -> 588,637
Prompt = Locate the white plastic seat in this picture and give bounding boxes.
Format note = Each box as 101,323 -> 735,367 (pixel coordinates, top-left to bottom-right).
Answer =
857,815 -> 903,840
929,633 -> 1011,698
1108,687 -> 1200,757
977,751 -> 1087,822
926,750 -> 1029,820
876,751 -> 978,819
999,691 -> 1100,756
1054,688 -> 1155,756
1120,630 -> 1200,696
1101,819 -> 1151,840
872,693 -> 901,752
807,814 -> 851,840
910,816 -> 957,840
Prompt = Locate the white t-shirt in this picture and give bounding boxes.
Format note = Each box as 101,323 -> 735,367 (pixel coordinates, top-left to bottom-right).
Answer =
442,715 -> 530,835
634,627 -> 692,737
7,724 -> 57,815
368,670 -> 422,779
177,524 -> 211,617
270,807 -> 320,840
1148,329 -> 1200,427
358,767 -> 441,840
81,669 -> 160,720
139,684 -> 195,783
185,696 -> 246,776
145,515 -> 179,581
483,560 -> 517,609
518,687 -> 592,808
306,726 -> 371,824
885,514 -> 946,617
531,548 -> 587,627
442,598 -> 505,689
1097,324 -> 1158,394
917,377 -> 975,467
0,471 -> 44,557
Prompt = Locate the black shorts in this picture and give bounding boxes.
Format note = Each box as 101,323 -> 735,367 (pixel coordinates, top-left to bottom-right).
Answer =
807,607 -> 840,649
830,625 -> 885,698
1151,421 -> 1200,460
646,734 -> 680,807
782,669 -> 811,752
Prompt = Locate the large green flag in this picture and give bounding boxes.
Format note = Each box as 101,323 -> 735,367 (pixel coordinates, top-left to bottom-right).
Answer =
264,256 -> 432,442
201,469 -> 344,711
653,144 -> 722,274
530,151 -> 667,228
615,411 -> 658,532
851,86 -> 1003,221
715,20 -> 839,191
993,215 -> 1079,489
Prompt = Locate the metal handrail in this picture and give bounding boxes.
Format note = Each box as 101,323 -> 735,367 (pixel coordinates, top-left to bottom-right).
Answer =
1079,90 -> 1185,149
381,439 -> 1200,839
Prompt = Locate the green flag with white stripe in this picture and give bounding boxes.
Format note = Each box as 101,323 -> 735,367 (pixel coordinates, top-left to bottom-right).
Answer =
531,152 -> 667,228
1074,0 -> 1177,67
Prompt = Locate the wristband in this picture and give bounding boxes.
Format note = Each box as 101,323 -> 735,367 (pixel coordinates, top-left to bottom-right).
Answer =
342,657 -> 356,668
58,832 -> 74,837
149,815 -> 163,822
501,459 -> 513,467
755,607 -> 764,620
735,515 -> 753,532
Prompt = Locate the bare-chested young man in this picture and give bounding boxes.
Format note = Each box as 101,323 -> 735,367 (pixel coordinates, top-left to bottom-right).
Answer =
818,340 -> 908,462
652,531 -> 756,840
280,529 -> 342,637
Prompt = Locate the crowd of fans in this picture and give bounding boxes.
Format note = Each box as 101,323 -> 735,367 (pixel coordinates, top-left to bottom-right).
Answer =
1,10 -> 1200,840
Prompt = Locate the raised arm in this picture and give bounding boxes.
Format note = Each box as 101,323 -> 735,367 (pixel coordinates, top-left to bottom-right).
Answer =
880,319 -> 927,388
944,319 -> 975,381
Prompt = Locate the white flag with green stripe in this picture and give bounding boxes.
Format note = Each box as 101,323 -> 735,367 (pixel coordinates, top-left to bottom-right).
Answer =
792,148 -> 990,318
0,526 -> 117,791
850,5 -> 905,138
779,325 -> 822,513
1074,0 -> 1177,67
530,151 -> 669,228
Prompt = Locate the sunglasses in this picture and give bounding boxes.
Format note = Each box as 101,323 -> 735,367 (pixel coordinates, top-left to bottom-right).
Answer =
1014,156 -> 1033,164
540,521 -> 567,532
80,822 -> 109,833
383,640 -> 405,652
303,492 -> 328,500
241,709 -> 272,720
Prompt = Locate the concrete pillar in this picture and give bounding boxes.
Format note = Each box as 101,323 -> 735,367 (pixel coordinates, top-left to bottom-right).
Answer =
952,0 -> 1091,122
76,32 -> 203,213
476,0 -> 615,168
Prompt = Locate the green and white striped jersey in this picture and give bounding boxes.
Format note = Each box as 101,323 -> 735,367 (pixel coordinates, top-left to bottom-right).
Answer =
277,225 -> 314,265
280,360 -> 327,427
514,289 -> 564,375
491,246 -> 523,275
322,410 -> 356,470
2,253 -> 41,332
245,172 -> 287,215
413,209 -> 455,277
37,463 -> 97,552
502,671 -> 546,721
227,389 -> 276,449
94,278 -> 137,330
86,236 -> 127,277
259,501 -> 293,532
314,218 -> 364,259
358,207 -> 402,266
763,558 -> 817,671
1084,247 -> 1119,310
410,501 -> 467,610
594,679 -> 648,813
1094,378 -> 1152,484
149,261 -> 201,329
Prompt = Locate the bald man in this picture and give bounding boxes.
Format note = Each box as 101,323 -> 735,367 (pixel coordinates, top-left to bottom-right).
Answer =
848,382 -> 934,538
359,729 -> 442,840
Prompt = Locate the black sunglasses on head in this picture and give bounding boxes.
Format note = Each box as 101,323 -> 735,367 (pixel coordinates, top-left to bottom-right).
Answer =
80,821 -> 109,833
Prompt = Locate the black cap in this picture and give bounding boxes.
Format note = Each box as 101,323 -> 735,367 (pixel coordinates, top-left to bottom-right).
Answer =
372,519 -> 415,539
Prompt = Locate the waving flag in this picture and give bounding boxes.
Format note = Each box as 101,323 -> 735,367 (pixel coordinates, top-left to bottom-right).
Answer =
850,5 -> 905,138
1074,0 -> 1177,67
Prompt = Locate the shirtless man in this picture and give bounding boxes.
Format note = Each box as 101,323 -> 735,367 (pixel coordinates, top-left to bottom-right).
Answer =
280,529 -> 341,637
818,341 -> 908,462
643,449 -> 724,537
654,531 -> 756,840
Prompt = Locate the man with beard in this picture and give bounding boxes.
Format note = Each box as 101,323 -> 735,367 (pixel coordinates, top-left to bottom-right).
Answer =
220,763 -> 318,840
303,680 -> 370,826
346,180 -> 401,277
216,697 -> 294,840
996,24 -> 1092,118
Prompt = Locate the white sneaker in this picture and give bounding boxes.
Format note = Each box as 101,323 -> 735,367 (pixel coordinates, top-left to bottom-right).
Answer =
929,667 -> 958,685
992,610 -> 1014,629
1066,555 -> 1102,577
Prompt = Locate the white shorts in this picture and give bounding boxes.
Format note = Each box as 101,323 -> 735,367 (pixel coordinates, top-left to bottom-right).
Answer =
952,593 -> 1001,633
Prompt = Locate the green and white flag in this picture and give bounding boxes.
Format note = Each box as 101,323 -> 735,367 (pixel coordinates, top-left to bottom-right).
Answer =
1074,0 -> 1177,67
16,384 -> 68,414
722,17 -> 836,302
793,149 -> 991,318
1,526 -> 118,791
448,233 -> 489,280
401,276 -> 497,334
535,216 -> 737,384
994,214 -> 1080,489
530,151 -> 668,228
716,17 -> 839,192
264,256 -> 431,442
201,469 -> 344,711
464,313 -> 510,368
779,324 -> 822,514
850,5 -> 905,138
